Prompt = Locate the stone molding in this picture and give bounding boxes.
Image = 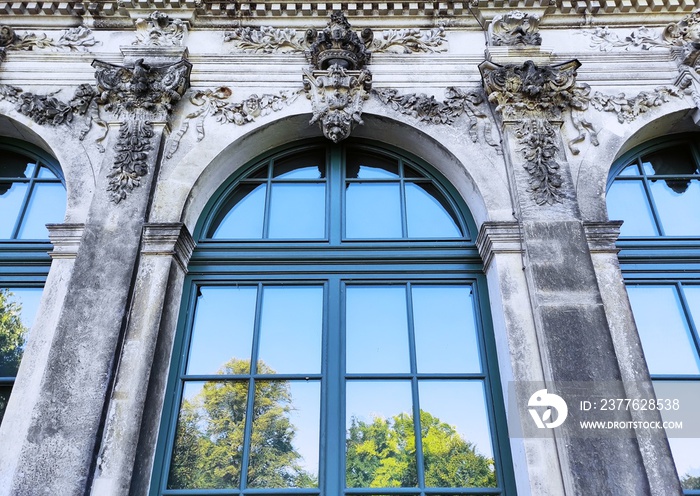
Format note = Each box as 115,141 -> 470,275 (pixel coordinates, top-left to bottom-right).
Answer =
141,222 -> 195,272
489,11 -> 541,47
47,223 -> 85,259
583,221 -> 623,254
475,221 -> 523,271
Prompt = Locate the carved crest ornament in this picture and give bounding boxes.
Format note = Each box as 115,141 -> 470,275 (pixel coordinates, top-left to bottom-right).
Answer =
489,11 -> 541,47
303,13 -> 373,143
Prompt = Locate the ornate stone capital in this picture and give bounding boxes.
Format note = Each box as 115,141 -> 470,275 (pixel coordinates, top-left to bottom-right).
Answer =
305,12 -> 373,70
92,58 -> 191,203
303,65 -> 372,143
489,11 -> 541,47
479,59 -> 581,121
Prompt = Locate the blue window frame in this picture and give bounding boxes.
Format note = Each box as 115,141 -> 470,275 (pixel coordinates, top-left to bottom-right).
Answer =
608,134 -> 700,494
153,141 -> 515,495
0,139 -> 65,424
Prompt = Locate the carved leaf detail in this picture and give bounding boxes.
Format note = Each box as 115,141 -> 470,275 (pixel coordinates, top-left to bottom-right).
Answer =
515,118 -> 563,206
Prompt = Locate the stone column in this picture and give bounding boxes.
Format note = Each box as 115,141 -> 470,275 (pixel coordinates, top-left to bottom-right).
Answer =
89,224 -> 194,495
479,60 -> 673,495
5,59 -> 191,496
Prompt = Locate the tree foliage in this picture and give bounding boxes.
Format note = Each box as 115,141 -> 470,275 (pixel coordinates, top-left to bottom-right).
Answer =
0,288 -> 29,423
346,410 -> 496,489
681,473 -> 700,490
168,358 -> 316,490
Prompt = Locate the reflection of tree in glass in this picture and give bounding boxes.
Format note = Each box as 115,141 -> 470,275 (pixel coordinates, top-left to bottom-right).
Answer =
682,473 -> 700,490
168,358 -> 316,490
346,410 -> 496,489
0,289 -> 28,423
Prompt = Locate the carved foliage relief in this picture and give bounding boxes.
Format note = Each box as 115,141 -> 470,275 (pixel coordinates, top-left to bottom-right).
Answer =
0,25 -> 98,60
490,11 -> 542,47
133,11 -> 187,47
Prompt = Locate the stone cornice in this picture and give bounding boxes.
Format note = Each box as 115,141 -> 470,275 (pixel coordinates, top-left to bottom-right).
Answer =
141,222 -> 195,272
475,221 -> 523,271
583,221 -> 623,254
47,223 -> 85,259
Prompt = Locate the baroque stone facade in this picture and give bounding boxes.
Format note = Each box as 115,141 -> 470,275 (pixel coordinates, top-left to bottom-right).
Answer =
0,4 -> 698,496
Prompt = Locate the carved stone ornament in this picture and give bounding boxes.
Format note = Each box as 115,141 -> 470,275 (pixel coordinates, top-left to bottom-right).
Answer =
133,11 -> 187,47
479,59 -> 581,120
305,12 -> 373,70
489,11 -> 542,47
0,25 -> 99,60
167,87 -> 302,159
224,24 -> 446,55
374,87 -> 500,152
515,118 -> 563,205
93,58 -> 191,203
303,65 -> 371,143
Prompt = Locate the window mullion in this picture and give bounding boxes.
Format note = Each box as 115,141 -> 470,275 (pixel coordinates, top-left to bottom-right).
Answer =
639,158 -> 666,237
406,282 -> 427,489
325,277 -> 343,494
10,177 -> 33,239
678,282 -> 700,360
330,146 -> 342,245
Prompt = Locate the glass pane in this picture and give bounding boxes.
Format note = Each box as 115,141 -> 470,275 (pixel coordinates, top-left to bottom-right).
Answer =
618,164 -> 640,176
667,438 -> 700,490
346,151 -> 399,179
346,286 -> 410,373
346,183 -> 402,239
405,182 -> 461,238
642,146 -> 697,176
36,166 -> 57,179
168,381 -> 249,489
606,181 -> 658,237
649,179 -> 700,236
0,151 -> 35,178
0,385 -> 10,425
0,288 -> 42,377
17,183 -> 66,239
272,150 -> 326,179
683,286 -> 700,333
627,286 -> 700,375
0,182 -> 28,238
419,381 -> 496,488
412,286 -> 480,373
209,183 -> 266,239
268,184 -> 325,239
346,381 -> 416,488
403,164 -> 423,178
187,286 -> 257,375
257,286 -> 323,374
248,380 -> 320,488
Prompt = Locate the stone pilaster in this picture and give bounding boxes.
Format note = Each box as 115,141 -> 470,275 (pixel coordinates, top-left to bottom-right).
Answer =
479,60 -> 673,495
6,58 -> 190,496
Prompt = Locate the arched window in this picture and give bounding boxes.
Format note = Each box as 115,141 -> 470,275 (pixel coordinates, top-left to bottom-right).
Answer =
153,142 -> 514,495
0,140 -> 66,424
607,134 -> 700,492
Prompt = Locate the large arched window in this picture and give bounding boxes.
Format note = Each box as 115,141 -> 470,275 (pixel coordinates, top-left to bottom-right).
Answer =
607,134 -> 700,492
0,140 -> 66,424
153,142 -> 514,495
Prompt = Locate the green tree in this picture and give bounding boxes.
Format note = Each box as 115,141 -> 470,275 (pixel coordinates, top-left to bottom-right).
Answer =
346,410 -> 496,489
168,359 -> 316,490
681,473 -> 700,490
0,288 -> 29,423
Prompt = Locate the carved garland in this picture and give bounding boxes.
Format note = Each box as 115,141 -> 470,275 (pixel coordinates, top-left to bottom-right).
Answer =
515,118 -> 562,205
0,25 -> 98,60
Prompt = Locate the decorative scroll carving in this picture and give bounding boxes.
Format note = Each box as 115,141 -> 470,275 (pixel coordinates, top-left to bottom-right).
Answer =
303,65 -> 371,143
166,87 -> 301,159
223,26 -> 308,53
93,58 -> 191,203
490,11 -> 541,47
224,24 -> 446,55
305,12 -> 373,70
583,26 -> 666,52
0,25 -> 99,60
133,11 -> 187,47
515,118 -> 562,205
374,87 -> 499,152
589,87 -> 681,123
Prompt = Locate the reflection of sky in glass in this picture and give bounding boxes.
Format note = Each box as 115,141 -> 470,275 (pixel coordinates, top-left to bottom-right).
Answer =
346,287 -> 409,373
258,287 -> 323,374
650,179 -> 700,236
346,380 -> 412,429
187,287 -> 257,375
405,183 -> 461,238
0,182 -> 27,238
419,381 -> 493,460
18,183 -> 66,239
683,286 -> 700,331
607,181 -> 657,237
211,184 -> 266,239
36,166 -> 56,179
413,286 -> 480,373
0,287 -> 42,376
346,183 -> 402,239
628,286 -> 700,375
355,165 -> 399,179
268,184 -> 325,239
